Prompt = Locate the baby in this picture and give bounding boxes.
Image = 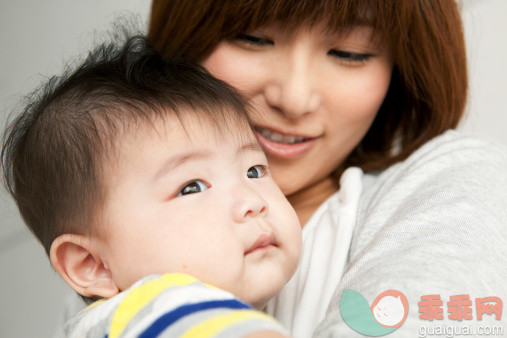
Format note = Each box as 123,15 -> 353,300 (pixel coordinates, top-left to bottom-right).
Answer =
1,36 -> 301,337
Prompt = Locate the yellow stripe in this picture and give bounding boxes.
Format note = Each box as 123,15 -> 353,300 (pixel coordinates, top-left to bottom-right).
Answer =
181,309 -> 277,338
85,299 -> 106,311
109,273 -> 199,338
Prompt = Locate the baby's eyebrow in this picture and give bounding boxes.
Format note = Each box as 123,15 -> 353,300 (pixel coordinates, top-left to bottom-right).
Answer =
152,151 -> 210,182
236,142 -> 263,158
152,142 -> 263,182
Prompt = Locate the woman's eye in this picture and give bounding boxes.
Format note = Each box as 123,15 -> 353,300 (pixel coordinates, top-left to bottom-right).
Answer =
235,33 -> 273,47
328,50 -> 371,63
177,180 -> 209,197
247,165 -> 268,179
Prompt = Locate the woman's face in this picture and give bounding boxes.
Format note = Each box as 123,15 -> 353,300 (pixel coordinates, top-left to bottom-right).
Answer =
202,24 -> 393,206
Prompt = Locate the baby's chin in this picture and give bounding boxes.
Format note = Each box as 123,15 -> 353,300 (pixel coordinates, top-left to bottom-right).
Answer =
240,281 -> 285,310
238,254 -> 298,309
250,293 -> 276,310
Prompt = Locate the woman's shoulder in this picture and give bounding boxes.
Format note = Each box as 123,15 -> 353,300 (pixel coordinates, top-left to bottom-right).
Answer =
318,130 -> 507,337
354,129 -> 507,254
401,129 -> 507,167
362,129 -> 507,202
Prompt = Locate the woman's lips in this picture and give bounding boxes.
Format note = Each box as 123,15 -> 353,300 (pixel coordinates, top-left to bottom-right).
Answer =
255,127 -> 317,160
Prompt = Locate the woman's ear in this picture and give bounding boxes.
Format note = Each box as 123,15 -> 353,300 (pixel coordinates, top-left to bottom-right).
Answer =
50,234 -> 119,299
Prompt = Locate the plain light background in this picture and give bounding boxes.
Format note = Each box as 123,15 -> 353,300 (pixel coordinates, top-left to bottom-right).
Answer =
0,0 -> 506,337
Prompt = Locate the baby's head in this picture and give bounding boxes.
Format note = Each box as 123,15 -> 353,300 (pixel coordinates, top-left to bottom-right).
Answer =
2,37 -> 301,309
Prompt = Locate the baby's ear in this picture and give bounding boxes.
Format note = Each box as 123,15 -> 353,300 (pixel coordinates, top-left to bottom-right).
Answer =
50,234 -> 119,299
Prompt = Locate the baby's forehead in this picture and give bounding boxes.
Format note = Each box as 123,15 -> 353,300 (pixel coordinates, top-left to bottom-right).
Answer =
110,107 -> 258,161
101,110 -> 262,189
109,102 -> 251,140
153,108 -> 255,144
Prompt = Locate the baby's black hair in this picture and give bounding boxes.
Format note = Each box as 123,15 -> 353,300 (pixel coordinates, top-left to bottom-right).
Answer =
1,35 -> 252,258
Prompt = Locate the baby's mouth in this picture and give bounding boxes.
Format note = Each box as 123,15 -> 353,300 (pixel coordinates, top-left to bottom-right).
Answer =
254,127 -> 312,144
245,233 -> 277,256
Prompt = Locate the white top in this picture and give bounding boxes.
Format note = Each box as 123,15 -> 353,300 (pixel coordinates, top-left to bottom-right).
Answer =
265,167 -> 363,338
270,130 -> 507,337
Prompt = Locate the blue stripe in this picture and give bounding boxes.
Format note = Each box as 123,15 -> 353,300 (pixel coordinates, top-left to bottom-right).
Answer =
139,299 -> 251,337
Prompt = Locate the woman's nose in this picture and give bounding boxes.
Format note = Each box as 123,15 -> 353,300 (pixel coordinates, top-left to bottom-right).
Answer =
231,186 -> 269,223
264,49 -> 321,119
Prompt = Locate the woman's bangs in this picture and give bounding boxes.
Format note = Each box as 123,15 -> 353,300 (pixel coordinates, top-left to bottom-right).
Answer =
230,0 -> 394,39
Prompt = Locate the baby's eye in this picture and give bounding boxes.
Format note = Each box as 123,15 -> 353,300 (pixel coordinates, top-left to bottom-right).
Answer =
328,49 -> 371,63
247,165 -> 268,179
235,33 -> 273,47
177,180 -> 209,196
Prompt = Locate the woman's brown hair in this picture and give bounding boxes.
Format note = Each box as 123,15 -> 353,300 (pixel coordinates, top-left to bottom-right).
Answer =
149,0 -> 467,172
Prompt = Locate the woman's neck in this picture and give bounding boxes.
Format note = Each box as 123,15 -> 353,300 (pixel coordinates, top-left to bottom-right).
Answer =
287,176 -> 339,227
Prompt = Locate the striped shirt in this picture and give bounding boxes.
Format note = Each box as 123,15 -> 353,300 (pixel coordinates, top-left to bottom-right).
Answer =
65,273 -> 288,337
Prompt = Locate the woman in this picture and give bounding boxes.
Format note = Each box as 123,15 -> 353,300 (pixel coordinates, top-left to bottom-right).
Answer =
149,0 -> 506,336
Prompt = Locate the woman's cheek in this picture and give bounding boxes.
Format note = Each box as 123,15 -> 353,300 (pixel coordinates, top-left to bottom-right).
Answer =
342,71 -> 392,120
365,71 -> 392,111
202,45 -> 260,95
202,45 -> 237,77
